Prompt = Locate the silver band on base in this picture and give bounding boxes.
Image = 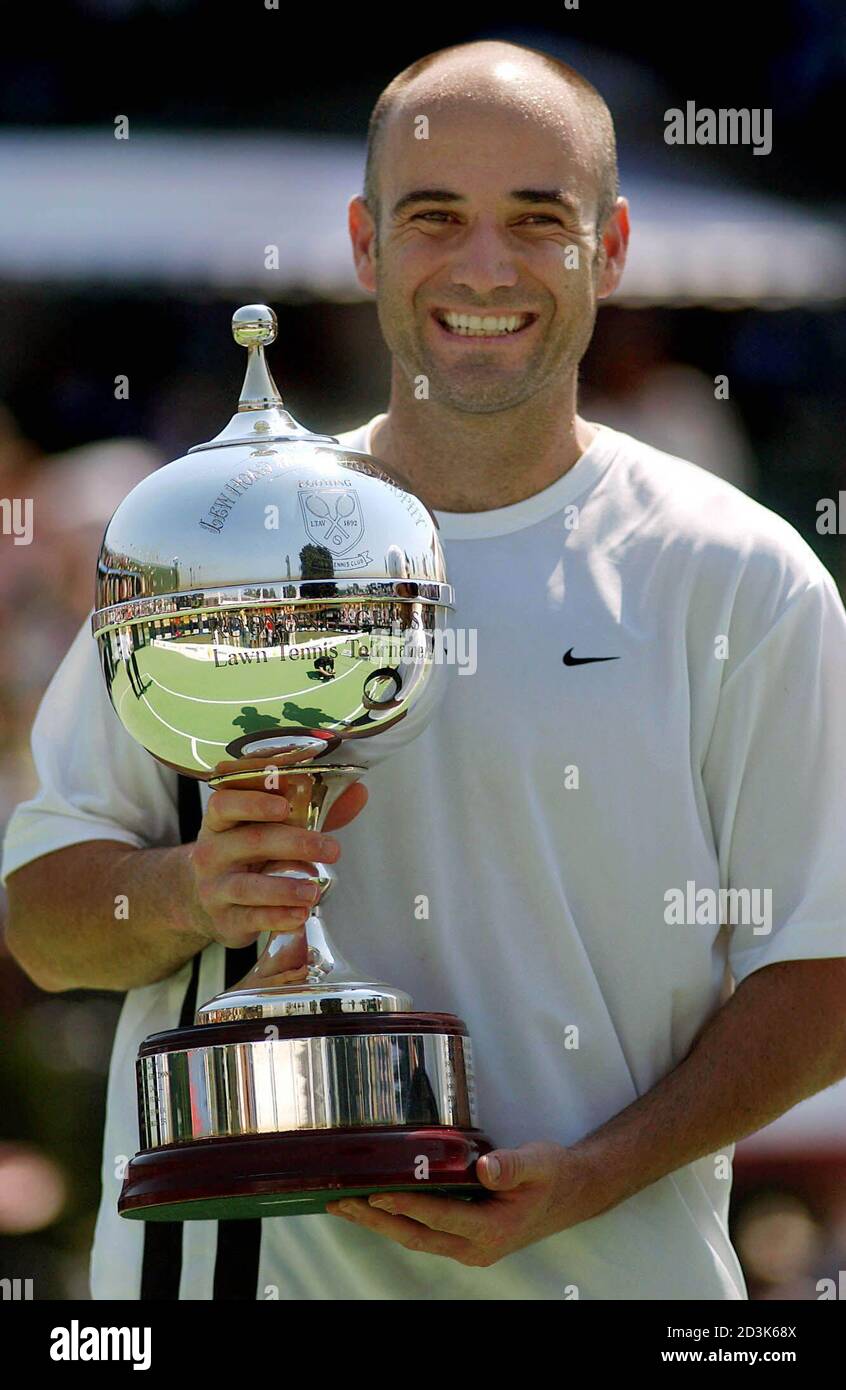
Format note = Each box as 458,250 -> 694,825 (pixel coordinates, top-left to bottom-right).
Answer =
138,1030 -> 477,1148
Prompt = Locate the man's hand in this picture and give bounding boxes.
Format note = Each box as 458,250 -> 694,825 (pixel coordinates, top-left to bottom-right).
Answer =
327,960 -> 846,1268
188,781 -> 368,959
326,1141 -> 599,1266
3,779 -> 369,994
325,961 -> 846,1269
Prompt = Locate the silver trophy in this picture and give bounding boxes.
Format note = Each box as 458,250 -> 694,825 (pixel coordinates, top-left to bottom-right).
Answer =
92,305 -> 493,1219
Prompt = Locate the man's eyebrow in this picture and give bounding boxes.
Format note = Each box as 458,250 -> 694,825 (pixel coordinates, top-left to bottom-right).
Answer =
390,187 -> 580,217
391,189 -> 464,217
508,188 -> 580,213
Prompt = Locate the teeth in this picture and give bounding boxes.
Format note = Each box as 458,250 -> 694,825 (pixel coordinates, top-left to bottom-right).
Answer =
439,312 -> 530,336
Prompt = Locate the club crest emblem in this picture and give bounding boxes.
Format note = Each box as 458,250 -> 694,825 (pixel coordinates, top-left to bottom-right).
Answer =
298,484 -> 365,556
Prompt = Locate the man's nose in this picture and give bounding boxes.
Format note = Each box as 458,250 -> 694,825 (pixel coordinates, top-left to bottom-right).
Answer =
448,224 -> 519,296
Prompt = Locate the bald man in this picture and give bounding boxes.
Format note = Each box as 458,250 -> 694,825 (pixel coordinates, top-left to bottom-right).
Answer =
5,41 -> 846,1302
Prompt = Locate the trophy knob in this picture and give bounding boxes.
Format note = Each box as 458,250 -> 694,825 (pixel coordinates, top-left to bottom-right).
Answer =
231,304 -> 283,410
232,304 -> 277,348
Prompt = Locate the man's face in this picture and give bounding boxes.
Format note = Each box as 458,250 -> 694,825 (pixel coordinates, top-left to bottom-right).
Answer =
367,99 -> 606,414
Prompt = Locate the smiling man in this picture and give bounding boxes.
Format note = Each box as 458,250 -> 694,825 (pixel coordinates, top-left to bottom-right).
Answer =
356,47 -> 620,506
4,40 -> 846,1302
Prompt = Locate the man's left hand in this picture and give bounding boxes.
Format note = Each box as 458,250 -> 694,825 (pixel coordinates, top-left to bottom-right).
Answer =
325,1141 -> 600,1267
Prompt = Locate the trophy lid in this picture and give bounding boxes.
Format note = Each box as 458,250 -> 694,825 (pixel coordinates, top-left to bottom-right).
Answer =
187,305 -> 338,454
92,305 -> 451,632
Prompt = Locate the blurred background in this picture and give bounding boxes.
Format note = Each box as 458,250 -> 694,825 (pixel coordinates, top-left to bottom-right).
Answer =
1,0 -> 845,1300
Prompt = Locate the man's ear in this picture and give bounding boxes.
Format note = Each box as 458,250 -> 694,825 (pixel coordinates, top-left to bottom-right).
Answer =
596,197 -> 630,301
349,195 -> 378,295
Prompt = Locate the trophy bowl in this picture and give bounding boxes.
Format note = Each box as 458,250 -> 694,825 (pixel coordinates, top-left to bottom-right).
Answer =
91,305 -> 494,1219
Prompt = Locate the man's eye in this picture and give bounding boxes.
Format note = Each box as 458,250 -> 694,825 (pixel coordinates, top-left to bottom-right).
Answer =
411,210 -> 456,222
519,214 -> 563,225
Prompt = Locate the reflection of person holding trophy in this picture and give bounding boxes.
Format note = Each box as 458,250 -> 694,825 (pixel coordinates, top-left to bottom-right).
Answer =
5,40 -> 846,1305
312,652 -> 335,680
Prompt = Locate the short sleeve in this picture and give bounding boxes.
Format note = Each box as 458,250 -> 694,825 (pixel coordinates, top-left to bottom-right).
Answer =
1,615 -> 180,884
702,571 -> 846,985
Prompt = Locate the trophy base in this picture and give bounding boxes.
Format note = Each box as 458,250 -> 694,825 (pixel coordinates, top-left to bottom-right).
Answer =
120,1011 -> 494,1220
118,1125 -> 494,1221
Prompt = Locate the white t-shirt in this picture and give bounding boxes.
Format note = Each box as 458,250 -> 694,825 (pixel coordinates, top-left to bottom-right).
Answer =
4,417 -> 846,1301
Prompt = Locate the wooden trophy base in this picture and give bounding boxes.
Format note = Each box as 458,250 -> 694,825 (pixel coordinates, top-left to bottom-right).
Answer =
120,1012 -> 494,1220
120,1125 -> 494,1220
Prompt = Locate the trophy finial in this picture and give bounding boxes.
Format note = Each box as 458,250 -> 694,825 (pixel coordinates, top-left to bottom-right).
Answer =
232,303 -> 277,347
232,303 -> 283,410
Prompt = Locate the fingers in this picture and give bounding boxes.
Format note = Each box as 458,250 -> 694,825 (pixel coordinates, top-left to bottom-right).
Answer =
195,817 -> 341,874
226,902 -> 311,936
192,861 -> 319,943
218,869 -> 318,909
203,782 -> 367,837
368,1191 -> 491,1239
476,1142 -> 560,1191
202,788 -> 292,832
261,857 -> 322,880
188,782 -> 361,952
327,1200 -> 471,1260
187,897 -> 311,951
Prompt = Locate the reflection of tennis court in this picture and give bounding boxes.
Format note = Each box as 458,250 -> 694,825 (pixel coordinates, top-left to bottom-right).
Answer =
113,631 -> 383,772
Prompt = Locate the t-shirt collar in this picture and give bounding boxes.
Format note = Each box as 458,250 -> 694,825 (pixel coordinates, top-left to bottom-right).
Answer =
362,413 -> 621,540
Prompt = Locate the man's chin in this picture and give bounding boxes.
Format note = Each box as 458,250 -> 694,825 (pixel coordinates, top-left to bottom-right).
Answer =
421,377 -> 539,415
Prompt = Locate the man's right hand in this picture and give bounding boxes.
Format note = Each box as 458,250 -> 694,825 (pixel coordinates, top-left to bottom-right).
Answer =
187,782 -> 368,950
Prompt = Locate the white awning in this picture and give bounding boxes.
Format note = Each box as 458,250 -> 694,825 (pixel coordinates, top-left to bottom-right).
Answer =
1,129 -> 844,307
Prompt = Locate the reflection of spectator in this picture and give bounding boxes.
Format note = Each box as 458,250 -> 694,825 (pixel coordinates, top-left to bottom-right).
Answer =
128,626 -> 149,696
0,432 -> 159,836
582,311 -> 758,494
127,649 -> 148,699
0,403 -> 38,493
733,1191 -> 823,1300
35,440 -> 163,618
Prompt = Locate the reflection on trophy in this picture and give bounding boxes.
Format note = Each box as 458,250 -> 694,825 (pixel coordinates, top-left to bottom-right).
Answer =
91,305 -> 494,1219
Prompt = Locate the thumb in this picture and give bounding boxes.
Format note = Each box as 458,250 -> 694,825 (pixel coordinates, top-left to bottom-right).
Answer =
324,781 -> 369,831
477,1143 -> 551,1192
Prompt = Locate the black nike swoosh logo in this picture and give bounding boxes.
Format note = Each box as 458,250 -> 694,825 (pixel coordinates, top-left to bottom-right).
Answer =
562,648 -> 620,666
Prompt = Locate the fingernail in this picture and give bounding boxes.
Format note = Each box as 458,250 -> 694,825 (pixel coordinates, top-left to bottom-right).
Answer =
294,882 -> 318,901
483,1154 -> 501,1182
337,1201 -> 357,1216
318,836 -> 338,857
369,1196 -> 395,1212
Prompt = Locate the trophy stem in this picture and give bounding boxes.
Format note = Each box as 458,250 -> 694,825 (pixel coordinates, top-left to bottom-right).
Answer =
194,761 -> 412,1022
